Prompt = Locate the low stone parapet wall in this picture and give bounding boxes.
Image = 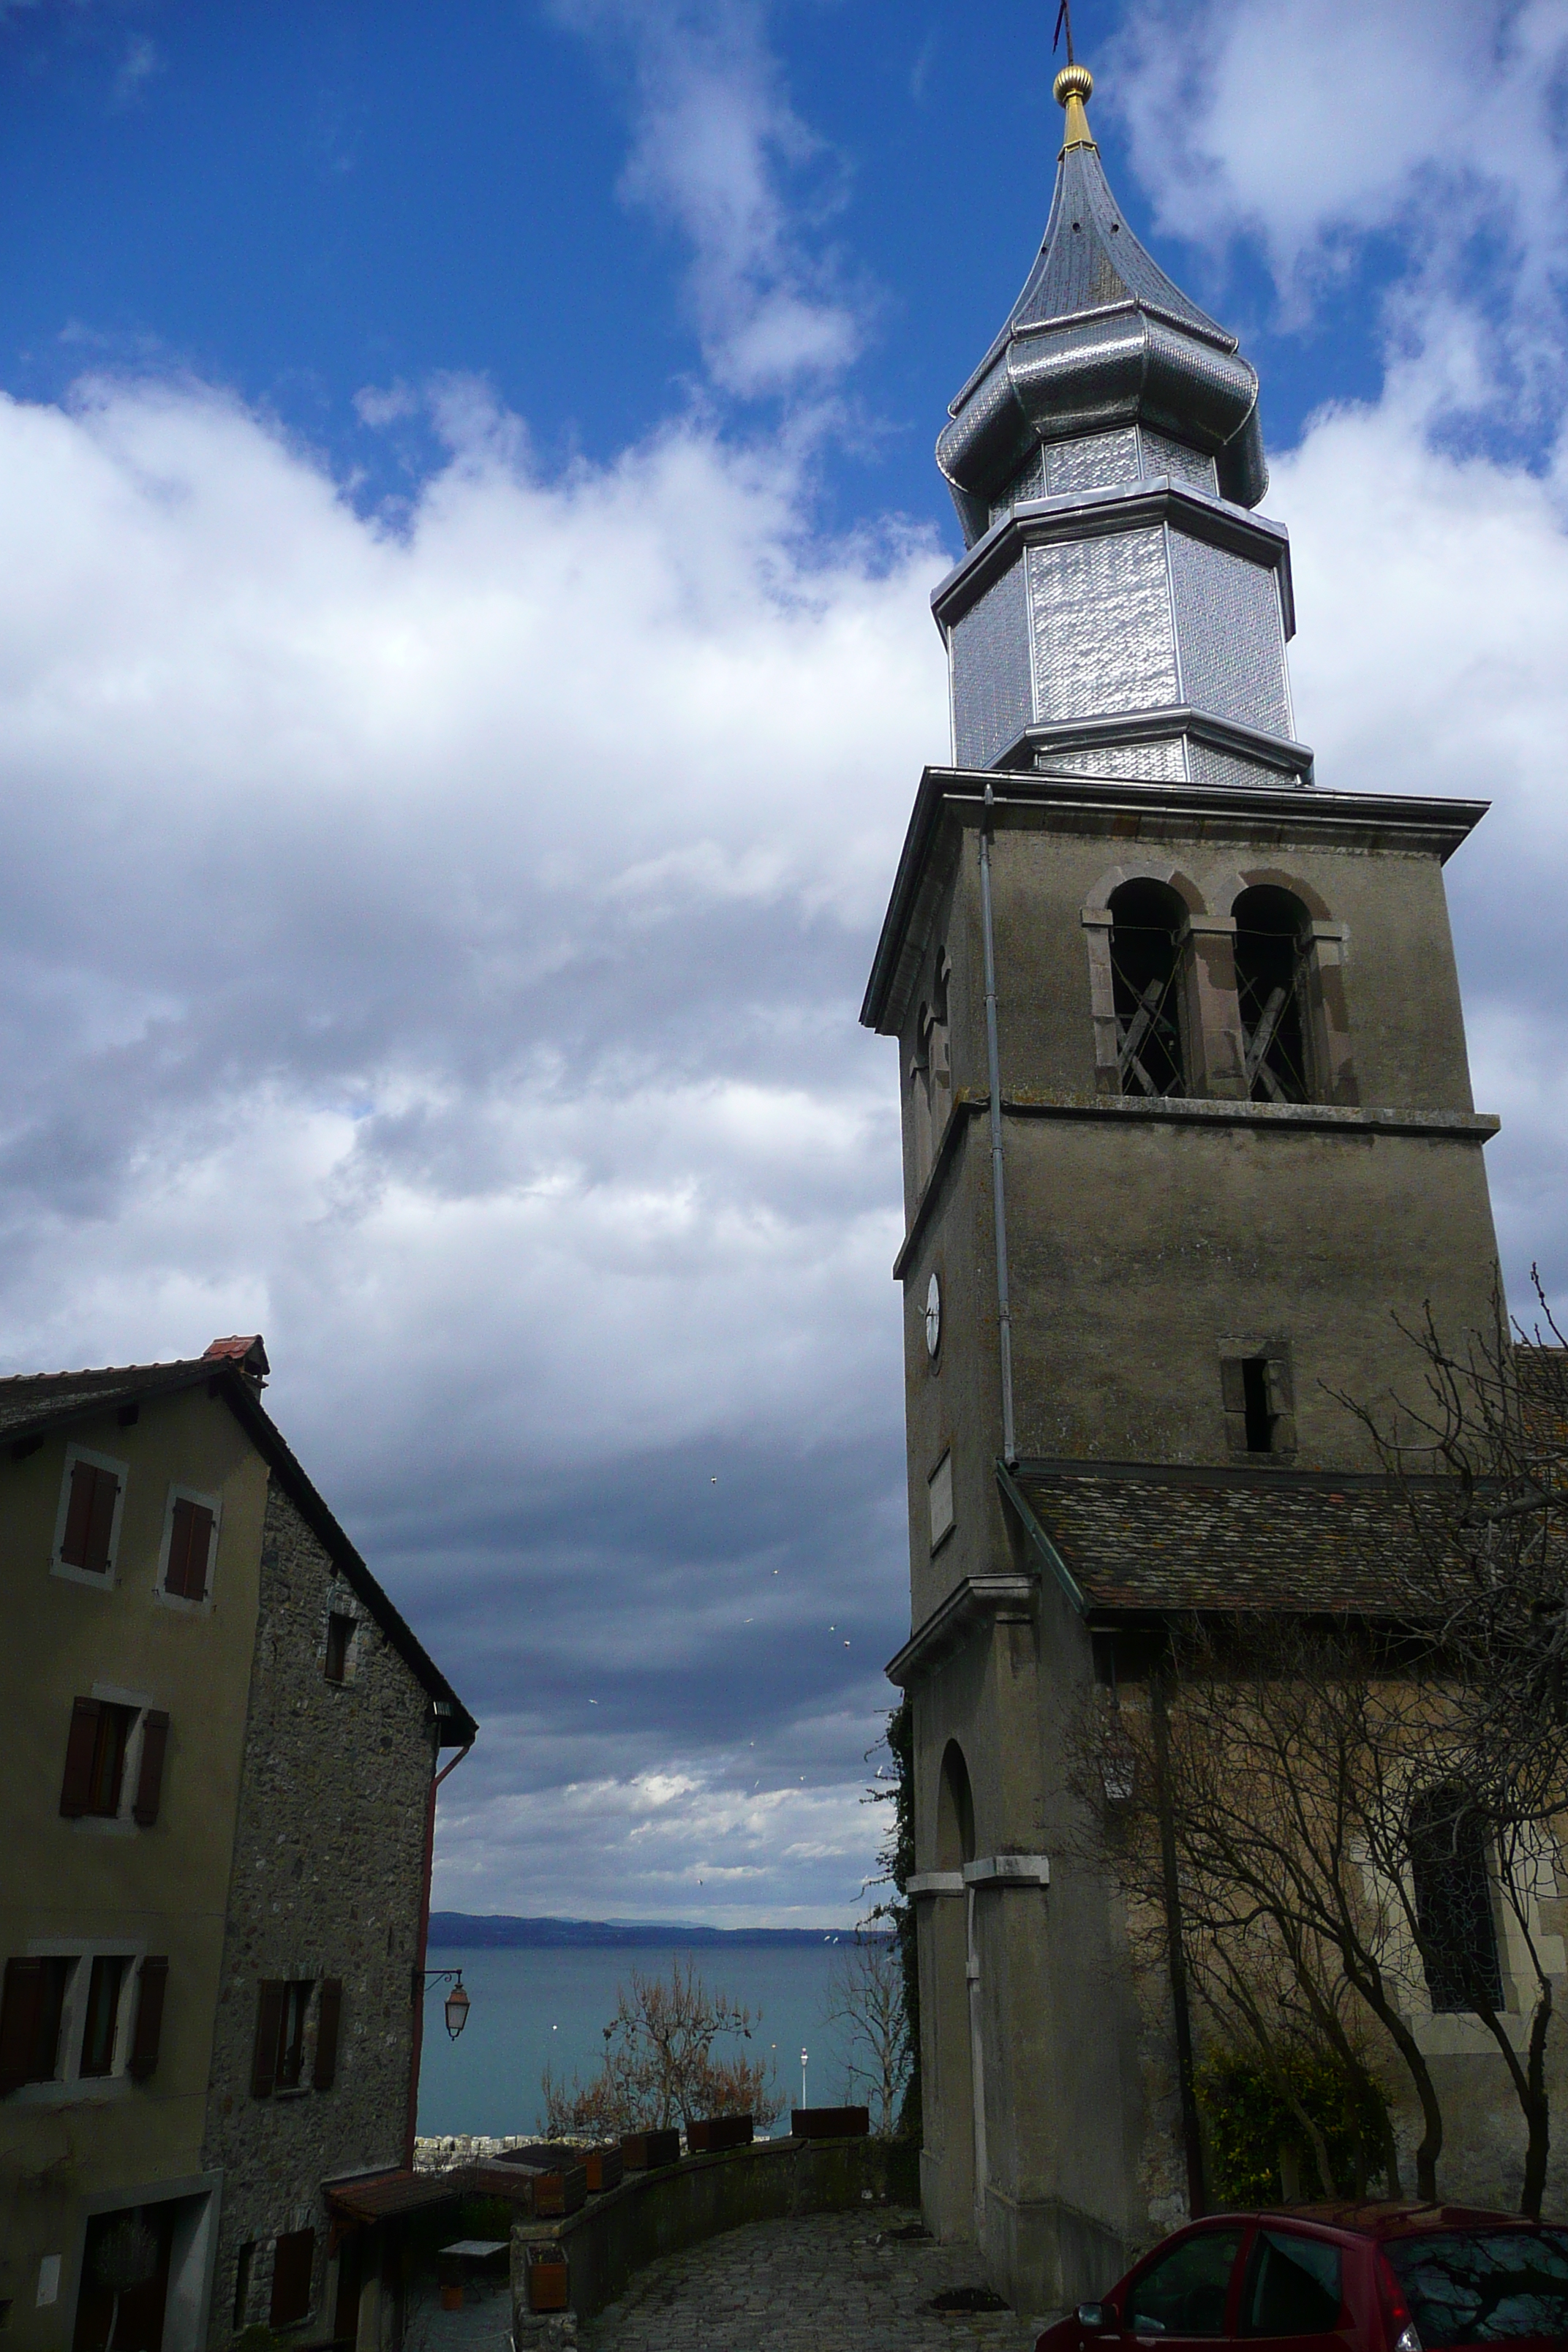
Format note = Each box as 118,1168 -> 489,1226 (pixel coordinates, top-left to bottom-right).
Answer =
510,2133 -> 916,2326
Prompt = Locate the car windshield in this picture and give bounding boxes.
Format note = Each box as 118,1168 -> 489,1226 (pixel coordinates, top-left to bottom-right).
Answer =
1384,2231 -> 1568,2344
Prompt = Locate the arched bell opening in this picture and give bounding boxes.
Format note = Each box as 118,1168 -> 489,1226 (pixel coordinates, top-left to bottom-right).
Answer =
1232,884 -> 1312,1103
1107,880 -> 1190,1097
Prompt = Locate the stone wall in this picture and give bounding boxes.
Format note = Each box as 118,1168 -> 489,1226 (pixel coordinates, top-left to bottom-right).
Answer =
512,2136 -> 916,2325
200,1482 -> 437,2345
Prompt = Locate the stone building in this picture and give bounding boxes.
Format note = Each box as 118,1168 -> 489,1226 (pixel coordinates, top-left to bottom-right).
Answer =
0,1337 -> 475,2352
862,60 -> 1548,2311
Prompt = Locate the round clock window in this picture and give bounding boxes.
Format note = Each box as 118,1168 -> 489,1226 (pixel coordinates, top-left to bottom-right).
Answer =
924,1273 -> 941,1360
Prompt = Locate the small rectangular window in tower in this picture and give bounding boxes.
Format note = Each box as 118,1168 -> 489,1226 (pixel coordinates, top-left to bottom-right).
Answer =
1221,1344 -> 1295,1458
928,1450 -> 954,1551
324,1613 -> 355,1686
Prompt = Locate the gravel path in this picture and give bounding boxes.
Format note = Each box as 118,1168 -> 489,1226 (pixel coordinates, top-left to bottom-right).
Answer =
579,2208 -> 1049,2352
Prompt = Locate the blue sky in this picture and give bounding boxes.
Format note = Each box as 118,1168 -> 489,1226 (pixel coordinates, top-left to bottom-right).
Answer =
4,0 -> 1568,1924
0,0 -> 1398,526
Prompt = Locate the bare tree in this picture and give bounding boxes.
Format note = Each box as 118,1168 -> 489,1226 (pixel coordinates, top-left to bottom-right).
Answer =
1071,1625 -> 1424,2198
539,1959 -> 782,2138
818,1931 -> 911,2135
1325,1282 -> 1568,2215
1075,1592 -> 1568,2215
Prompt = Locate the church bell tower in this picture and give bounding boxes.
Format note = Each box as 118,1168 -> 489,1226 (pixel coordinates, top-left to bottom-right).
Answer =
864,60 -> 1503,2310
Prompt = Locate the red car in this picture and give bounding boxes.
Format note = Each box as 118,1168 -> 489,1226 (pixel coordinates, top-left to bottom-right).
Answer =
1034,2204 -> 1568,2351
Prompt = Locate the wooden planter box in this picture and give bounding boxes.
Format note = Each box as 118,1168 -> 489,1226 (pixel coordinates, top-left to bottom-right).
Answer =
497,2146 -> 587,2216
583,2142 -> 624,2194
791,2106 -> 870,2141
526,2247 -> 569,2314
620,2127 -> 681,2171
529,2163 -> 587,2218
687,2114 -> 753,2154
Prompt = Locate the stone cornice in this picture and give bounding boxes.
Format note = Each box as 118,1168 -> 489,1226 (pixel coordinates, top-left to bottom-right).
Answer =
885,1572 -> 1036,1688
862,768 -> 1489,1035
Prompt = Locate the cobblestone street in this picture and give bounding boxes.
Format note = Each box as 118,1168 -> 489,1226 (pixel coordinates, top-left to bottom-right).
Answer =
580,2209 -> 1050,2352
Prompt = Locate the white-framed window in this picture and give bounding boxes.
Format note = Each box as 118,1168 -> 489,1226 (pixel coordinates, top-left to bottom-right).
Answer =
155,1485 -> 222,1611
59,1686 -> 170,1837
50,1446 -> 129,1591
0,1940 -> 145,2103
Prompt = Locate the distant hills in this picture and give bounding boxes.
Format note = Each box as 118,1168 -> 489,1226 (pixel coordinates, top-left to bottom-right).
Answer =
426,1912 -> 884,1950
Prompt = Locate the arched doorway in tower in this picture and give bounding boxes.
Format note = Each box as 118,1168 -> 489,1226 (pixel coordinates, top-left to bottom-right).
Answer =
937,1739 -> 986,2243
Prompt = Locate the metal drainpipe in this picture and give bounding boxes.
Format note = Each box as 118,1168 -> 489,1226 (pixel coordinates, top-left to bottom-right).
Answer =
977,783 -> 1017,1467
1151,1671 -> 1205,2217
404,1729 -> 473,2168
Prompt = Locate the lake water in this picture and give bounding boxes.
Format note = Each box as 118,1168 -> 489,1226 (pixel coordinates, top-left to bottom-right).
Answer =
415,1943 -> 864,2139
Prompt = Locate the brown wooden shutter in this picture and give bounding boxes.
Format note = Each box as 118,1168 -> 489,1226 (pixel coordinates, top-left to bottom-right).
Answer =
61,1459 -> 99,1567
1219,1357 -> 1247,1414
184,1503 -> 214,1599
312,1979 -> 342,2090
269,2231 -> 316,2328
165,1499 -> 193,1597
0,1957 -> 43,2094
83,1464 -> 118,1572
128,1956 -> 168,2081
59,1697 -> 101,1817
251,1980 -> 284,2097
165,1499 -> 214,1600
133,1713 -> 170,1828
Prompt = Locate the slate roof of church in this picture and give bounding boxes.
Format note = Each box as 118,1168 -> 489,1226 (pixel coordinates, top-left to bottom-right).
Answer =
1005,1458 -> 1441,1618
1,1339 -> 476,1742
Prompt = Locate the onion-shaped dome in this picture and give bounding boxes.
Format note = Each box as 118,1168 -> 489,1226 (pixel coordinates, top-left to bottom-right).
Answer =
937,66 -> 1267,548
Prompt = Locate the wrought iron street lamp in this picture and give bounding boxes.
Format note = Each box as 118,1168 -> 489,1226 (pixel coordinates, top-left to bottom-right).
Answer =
414,1967 -> 472,2040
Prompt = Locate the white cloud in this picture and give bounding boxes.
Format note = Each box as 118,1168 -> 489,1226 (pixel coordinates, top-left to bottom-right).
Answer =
112,31 -> 161,108
548,0 -> 864,396
1109,0 -> 1568,414
433,1732 -> 882,1925
0,367 -> 941,1915
1262,379 -> 1568,1299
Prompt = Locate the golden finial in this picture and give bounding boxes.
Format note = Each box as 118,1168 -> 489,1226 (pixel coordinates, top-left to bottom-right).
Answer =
1054,62 -> 1096,153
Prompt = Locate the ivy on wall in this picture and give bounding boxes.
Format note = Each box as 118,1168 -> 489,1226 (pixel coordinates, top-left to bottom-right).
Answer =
870,1697 -> 921,2141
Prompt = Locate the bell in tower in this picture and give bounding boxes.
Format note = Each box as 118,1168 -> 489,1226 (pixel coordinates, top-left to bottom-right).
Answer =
864,52 -> 1507,2315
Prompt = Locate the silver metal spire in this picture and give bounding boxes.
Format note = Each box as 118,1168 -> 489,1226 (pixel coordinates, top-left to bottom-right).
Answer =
938,66 -> 1267,550
931,64 -> 1311,791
